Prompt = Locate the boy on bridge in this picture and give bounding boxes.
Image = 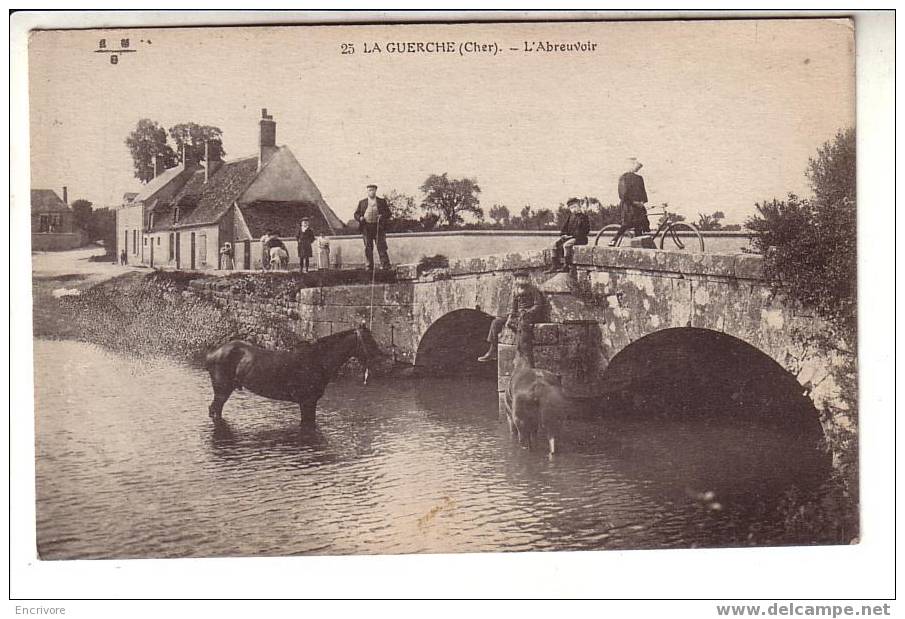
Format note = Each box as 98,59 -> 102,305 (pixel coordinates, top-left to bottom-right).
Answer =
477,271 -> 547,363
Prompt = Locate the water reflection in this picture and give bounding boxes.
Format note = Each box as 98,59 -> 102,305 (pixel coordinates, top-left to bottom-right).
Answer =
34,339 -> 835,559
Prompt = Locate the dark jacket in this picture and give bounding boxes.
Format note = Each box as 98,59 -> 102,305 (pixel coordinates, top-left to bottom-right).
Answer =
509,283 -> 547,323
560,211 -> 591,244
354,197 -> 391,230
296,228 -> 315,258
618,172 -> 648,207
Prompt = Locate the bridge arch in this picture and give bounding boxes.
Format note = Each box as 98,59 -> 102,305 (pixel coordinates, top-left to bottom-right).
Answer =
601,327 -> 825,443
414,309 -> 496,375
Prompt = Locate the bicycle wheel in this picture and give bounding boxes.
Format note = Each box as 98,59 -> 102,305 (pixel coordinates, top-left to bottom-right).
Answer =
660,222 -> 705,252
594,224 -> 624,247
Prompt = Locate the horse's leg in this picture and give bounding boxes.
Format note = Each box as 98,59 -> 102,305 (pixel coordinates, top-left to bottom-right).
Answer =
299,398 -> 317,425
208,371 -> 235,420
510,394 -> 525,443
209,387 -> 233,420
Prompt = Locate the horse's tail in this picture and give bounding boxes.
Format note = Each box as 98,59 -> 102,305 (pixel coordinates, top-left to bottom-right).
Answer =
535,379 -> 568,435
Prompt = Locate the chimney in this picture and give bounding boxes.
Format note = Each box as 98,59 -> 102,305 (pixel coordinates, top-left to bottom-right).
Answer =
259,108 -> 278,170
62,186 -> 68,204
153,154 -> 159,178
204,139 -> 222,183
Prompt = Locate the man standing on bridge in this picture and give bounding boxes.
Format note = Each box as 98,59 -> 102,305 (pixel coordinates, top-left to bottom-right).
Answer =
354,183 -> 392,271
610,157 -> 651,247
478,271 -> 547,363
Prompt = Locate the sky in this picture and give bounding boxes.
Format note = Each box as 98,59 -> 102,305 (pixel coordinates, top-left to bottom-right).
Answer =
28,19 -> 854,224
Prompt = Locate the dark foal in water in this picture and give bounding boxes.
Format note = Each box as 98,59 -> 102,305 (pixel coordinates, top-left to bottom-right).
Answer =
205,325 -> 381,424
503,326 -> 566,456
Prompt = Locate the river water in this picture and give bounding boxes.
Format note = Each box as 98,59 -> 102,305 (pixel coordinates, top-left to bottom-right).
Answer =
34,339 -> 832,559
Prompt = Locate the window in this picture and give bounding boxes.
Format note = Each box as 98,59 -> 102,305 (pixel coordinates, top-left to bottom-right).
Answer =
39,215 -> 50,232
168,233 -> 175,260
143,236 -> 147,246
173,207 -> 180,223
198,234 -> 207,266
149,213 -> 155,229
157,236 -> 161,246
133,230 -> 137,254
50,214 -> 61,231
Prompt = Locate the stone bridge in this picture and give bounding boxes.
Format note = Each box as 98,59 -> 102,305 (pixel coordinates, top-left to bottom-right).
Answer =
293,246 -> 852,453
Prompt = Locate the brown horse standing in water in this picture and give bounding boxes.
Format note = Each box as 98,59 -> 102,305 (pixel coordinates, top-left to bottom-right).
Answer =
503,325 -> 566,455
204,325 -> 381,424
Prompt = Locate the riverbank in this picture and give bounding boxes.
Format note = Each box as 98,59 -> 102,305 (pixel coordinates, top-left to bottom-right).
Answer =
33,259 -> 398,366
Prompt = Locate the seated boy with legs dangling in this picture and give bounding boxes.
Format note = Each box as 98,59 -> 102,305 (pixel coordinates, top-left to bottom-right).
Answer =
478,271 -> 547,363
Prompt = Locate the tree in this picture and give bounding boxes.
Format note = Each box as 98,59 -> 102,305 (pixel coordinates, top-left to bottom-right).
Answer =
746,128 -> 856,346
419,213 -> 440,231
384,189 -> 421,232
806,127 -> 855,207
169,123 -> 225,164
586,200 -> 621,229
90,208 -> 117,254
531,208 -> 555,229
70,199 -> 93,233
489,203 -> 510,226
696,210 -> 725,231
419,173 -> 483,227
125,119 -> 177,183
555,205 -> 570,228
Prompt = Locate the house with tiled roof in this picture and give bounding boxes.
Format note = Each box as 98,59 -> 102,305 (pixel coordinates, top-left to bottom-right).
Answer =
31,186 -> 88,250
116,158 -> 200,264
131,109 -> 342,270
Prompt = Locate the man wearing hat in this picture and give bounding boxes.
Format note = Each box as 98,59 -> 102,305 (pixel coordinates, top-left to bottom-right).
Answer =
610,157 -> 650,247
547,197 -> 591,273
354,183 -> 392,271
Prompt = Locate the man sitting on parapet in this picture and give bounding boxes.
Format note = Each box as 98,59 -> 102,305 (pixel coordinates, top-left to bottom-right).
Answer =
478,271 -> 547,363
547,197 -> 590,273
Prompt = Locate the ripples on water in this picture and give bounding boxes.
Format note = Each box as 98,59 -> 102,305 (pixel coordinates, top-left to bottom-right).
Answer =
33,339 -> 831,559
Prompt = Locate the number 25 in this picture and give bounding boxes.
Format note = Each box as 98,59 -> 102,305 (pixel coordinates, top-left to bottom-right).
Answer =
341,43 -> 354,55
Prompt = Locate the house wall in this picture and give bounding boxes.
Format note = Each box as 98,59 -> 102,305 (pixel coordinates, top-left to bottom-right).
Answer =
143,231 -> 178,268
175,224 -> 220,270
32,210 -> 76,234
116,204 -> 144,265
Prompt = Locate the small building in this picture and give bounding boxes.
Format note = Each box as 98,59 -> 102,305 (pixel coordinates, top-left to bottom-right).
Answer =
119,109 -> 343,270
31,187 -> 87,251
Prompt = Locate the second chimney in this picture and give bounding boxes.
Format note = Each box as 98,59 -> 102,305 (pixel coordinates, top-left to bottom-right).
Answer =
259,108 -> 278,170
62,186 -> 68,204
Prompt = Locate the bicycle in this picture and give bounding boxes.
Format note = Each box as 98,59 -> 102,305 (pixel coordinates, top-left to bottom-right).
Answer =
592,206 -> 705,252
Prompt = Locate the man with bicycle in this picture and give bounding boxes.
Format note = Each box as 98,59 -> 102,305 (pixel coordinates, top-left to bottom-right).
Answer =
609,157 -> 651,247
